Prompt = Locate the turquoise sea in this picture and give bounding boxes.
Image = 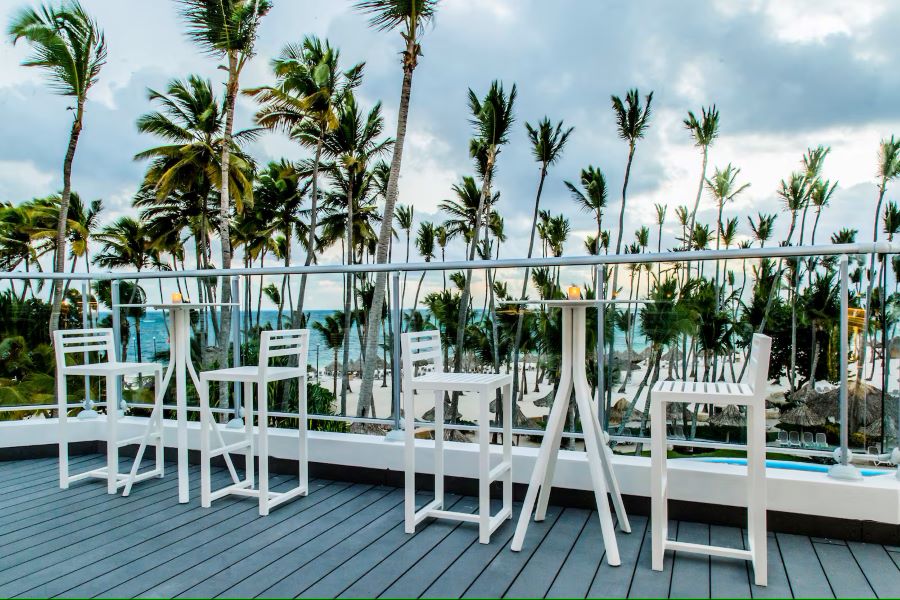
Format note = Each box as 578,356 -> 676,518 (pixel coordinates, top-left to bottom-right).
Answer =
110,309 -> 644,364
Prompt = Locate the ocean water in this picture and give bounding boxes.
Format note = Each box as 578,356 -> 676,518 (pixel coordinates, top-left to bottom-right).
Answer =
110,309 -> 643,365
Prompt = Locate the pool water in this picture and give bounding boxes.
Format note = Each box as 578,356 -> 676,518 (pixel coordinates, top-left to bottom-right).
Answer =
693,457 -> 888,477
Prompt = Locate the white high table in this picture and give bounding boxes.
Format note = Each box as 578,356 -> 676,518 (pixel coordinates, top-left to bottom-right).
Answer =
117,302 -> 237,503
503,299 -> 630,566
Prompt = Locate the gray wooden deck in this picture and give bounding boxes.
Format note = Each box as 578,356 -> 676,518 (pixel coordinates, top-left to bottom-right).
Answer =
0,455 -> 898,598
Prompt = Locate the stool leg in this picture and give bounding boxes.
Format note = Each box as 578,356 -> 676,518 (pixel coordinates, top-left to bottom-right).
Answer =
258,379 -> 269,516
106,375 -> 118,495
200,380 -> 211,508
434,390 -> 444,509
478,389 -> 491,544
404,384 -> 416,534
58,371 -> 68,489
244,381 -> 254,489
154,368 -> 164,478
748,403 -> 767,586
502,383 -> 512,519
298,376 -> 308,494
651,398 -> 667,571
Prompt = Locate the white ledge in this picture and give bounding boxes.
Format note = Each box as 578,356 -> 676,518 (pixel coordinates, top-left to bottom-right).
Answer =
2,417 -> 898,525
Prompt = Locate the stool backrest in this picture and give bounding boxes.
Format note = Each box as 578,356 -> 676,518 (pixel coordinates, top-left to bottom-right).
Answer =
53,328 -> 117,370
401,330 -> 442,382
745,333 -> 773,399
259,329 -> 310,371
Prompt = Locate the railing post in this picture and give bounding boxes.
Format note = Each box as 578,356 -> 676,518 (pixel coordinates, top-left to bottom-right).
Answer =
110,279 -> 125,413
386,271 -> 403,441
829,254 -> 861,480
596,265 -> 606,430
227,276 -> 243,429
77,281 -> 98,419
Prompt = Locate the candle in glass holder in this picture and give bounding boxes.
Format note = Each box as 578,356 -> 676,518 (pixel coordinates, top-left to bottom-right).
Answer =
567,284 -> 581,300
171,292 -> 183,303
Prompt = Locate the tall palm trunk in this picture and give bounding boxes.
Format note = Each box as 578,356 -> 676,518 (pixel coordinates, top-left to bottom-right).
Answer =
858,184 -> 888,382
608,142 -> 635,408
216,53 -> 239,412
512,164 -> 547,401
296,132 -> 324,321
49,101 -> 84,337
341,183 -> 355,407
357,35 -> 417,419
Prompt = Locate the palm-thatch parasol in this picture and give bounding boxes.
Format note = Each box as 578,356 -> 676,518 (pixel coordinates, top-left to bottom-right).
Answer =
710,404 -> 745,427
779,403 -> 826,428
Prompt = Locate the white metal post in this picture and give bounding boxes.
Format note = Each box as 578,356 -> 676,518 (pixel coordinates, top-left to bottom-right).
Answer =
78,281 -> 97,419
829,255 -> 862,480
227,277 -> 243,429
386,272 -> 403,442
110,279 -> 125,413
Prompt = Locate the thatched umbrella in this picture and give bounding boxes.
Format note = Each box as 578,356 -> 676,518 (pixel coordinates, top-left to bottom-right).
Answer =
710,404 -> 745,427
780,403 -> 826,429
710,404 -> 745,442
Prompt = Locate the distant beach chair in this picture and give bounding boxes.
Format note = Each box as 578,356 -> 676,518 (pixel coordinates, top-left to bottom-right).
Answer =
802,432 -> 814,447
674,425 -> 685,440
776,431 -> 788,447
788,431 -> 801,447
815,433 -> 827,449
867,446 -> 890,467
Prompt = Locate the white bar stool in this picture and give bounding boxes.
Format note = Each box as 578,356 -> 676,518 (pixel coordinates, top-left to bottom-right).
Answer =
650,333 -> 772,587
401,331 -> 513,544
199,329 -> 310,516
54,328 -> 164,494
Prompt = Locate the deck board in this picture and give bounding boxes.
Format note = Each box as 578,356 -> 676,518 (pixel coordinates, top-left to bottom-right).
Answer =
0,455 -> 895,599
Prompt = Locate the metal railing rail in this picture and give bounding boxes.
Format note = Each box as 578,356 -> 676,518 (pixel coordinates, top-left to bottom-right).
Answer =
0,242 -> 898,474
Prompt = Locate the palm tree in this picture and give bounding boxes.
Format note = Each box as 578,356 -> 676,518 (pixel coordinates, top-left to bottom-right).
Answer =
809,178 -> 837,245
748,212 -> 777,247
510,117 -> 572,399
319,93 -> 391,413
93,217 -> 155,362
409,221 -> 436,330
610,89 -> 654,259
654,203 -> 667,252
396,204 -> 414,306
245,35 -> 363,319
313,312 -> 346,409
706,163 -> 749,295
67,193 -> 102,274
858,136 -> 900,381
179,0 -> 270,380
255,160 -> 306,326
435,224 -> 449,290
135,75 -> 254,270
354,0 -> 439,417
178,0 -> 270,273
8,1 -> 106,336
684,105 -> 720,235
454,81 -> 517,375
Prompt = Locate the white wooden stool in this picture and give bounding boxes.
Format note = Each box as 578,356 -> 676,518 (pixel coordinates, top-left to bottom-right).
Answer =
54,328 -> 164,494
401,331 -> 513,544
199,329 -> 310,516
650,333 -> 772,586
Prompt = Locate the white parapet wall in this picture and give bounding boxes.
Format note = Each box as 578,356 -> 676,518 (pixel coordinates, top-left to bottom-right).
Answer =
2,417 -> 898,525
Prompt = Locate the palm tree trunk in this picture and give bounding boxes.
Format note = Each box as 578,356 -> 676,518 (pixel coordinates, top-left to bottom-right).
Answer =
409,268 -> 427,332
512,165 -> 547,401
296,132 -> 324,321
49,103 -> 84,337
455,154 -> 495,373
356,35 -> 417,419
341,182 -> 355,409
858,185 -> 888,382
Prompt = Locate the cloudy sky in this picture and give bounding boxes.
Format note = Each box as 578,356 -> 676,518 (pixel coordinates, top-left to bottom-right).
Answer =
2,0 -> 900,308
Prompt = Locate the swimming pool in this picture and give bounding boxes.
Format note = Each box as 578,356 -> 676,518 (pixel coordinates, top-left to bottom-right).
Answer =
692,457 -> 888,477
